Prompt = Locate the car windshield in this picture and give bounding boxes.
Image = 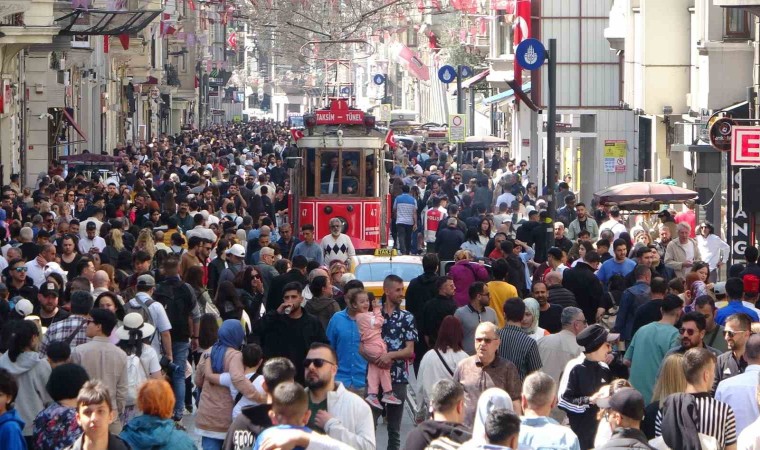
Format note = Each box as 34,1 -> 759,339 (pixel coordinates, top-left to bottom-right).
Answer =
354,262 -> 423,281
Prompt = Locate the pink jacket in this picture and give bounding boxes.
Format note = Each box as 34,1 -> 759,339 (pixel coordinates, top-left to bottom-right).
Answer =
449,260 -> 490,306
356,309 -> 384,345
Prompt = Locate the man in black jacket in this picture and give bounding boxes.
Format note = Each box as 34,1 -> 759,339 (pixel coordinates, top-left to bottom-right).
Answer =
405,380 -> 471,450
222,358 -> 296,450
435,218 -> 465,261
421,276 -> 457,348
596,388 -> 652,450
545,271 -> 577,309
563,251 -> 606,324
266,255 -> 308,312
406,253 -> 440,374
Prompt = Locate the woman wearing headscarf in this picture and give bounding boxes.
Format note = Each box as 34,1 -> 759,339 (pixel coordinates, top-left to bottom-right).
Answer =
521,298 -> 549,341
467,388 -> 514,445
195,320 -> 263,450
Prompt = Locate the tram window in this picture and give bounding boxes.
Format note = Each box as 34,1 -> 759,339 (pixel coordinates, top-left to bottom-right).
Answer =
321,153 -> 340,194
341,151 -> 360,195
365,152 -> 376,197
306,148 -> 316,197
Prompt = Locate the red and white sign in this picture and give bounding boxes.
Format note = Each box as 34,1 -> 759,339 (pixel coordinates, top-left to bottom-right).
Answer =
227,29 -> 237,50
731,126 -> 760,166
315,99 -> 365,125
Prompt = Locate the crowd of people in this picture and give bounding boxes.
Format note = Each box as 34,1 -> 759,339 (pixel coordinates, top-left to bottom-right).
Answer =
0,119 -> 756,450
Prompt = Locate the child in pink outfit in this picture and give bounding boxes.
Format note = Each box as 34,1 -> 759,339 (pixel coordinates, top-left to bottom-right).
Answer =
356,294 -> 403,409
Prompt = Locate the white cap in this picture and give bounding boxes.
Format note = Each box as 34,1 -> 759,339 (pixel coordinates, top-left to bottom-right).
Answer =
15,298 -> 33,317
226,244 -> 246,258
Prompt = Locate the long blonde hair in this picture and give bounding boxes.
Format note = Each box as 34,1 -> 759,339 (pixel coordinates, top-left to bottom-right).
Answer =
135,228 -> 156,257
652,353 -> 687,407
109,228 -> 125,252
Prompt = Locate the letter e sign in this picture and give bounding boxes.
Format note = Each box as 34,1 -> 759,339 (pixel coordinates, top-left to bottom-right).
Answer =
732,126 -> 760,165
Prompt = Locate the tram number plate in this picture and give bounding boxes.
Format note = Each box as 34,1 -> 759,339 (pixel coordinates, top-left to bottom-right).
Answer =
374,248 -> 397,257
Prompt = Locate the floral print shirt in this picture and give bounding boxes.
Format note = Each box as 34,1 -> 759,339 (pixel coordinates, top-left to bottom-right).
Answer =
33,402 -> 82,450
381,305 -> 418,384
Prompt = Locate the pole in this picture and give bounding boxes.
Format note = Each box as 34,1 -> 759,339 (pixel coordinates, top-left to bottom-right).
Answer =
384,73 -> 389,106
469,85 -> 475,137
457,65 -> 464,165
546,39 -> 557,220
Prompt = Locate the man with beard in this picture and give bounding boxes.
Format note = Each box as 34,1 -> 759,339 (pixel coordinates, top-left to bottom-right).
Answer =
663,311 -> 721,358
252,282 -> 327,384
654,223 -> 672,261
533,282 -> 562,334
34,282 -> 69,328
303,343 -> 375,450
420,277 -> 457,349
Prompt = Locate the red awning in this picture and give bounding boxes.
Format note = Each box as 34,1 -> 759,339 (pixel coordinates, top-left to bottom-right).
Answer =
62,109 -> 87,141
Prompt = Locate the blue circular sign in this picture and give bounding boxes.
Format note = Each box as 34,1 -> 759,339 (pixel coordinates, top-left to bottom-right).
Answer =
460,65 -> 473,78
515,38 -> 546,71
438,65 -> 457,84
373,74 -> 385,85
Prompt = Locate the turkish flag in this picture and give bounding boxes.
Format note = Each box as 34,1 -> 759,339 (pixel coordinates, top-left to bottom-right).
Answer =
290,129 -> 304,142
385,130 -> 397,149
104,35 -> 109,53
118,34 -> 130,50
513,0 -> 531,86
393,43 -> 429,81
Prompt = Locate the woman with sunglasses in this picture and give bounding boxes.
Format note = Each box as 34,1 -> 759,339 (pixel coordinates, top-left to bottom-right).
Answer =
233,266 -> 264,323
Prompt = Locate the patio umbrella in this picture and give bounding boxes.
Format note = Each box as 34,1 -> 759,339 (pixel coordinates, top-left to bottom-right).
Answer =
594,182 -> 697,209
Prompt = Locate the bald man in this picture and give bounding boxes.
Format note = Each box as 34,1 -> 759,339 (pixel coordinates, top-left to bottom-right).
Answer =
545,272 -> 577,309
92,270 -> 111,298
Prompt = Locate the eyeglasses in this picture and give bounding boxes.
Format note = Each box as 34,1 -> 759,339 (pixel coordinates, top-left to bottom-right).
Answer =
13,267 -> 27,273
679,328 -> 697,336
252,273 -> 262,280
475,337 -> 494,344
330,224 -> 341,228
303,358 -> 335,369
725,330 -> 748,338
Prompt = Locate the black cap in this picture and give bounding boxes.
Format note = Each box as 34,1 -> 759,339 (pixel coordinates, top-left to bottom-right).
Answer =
40,282 -> 59,297
607,388 -> 645,420
86,221 -> 97,230
576,324 -> 619,353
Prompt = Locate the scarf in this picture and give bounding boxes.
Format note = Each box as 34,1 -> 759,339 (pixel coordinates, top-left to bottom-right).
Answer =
210,319 -> 245,374
522,297 -> 540,335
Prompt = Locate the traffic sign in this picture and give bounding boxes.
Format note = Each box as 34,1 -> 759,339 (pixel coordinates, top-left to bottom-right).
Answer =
373,74 -> 385,85
709,117 -> 734,152
515,38 -> 546,71
449,114 -> 466,143
460,65 -> 473,78
379,104 -> 391,122
731,126 -> 760,165
438,65 -> 457,84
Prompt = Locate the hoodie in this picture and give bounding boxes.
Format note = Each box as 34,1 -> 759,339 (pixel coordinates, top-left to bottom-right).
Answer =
0,409 -> 26,450
223,403 -> 273,450
0,351 -> 52,435
304,296 -> 340,330
404,420 -> 472,450
120,414 -> 196,450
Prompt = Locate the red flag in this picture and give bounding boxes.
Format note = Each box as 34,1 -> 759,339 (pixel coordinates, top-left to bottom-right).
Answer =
187,0 -> 195,10
513,0 -> 531,86
103,35 -> 109,53
118,34 -> 130,50
195,76 -> 199,88
393,43 -> 429,81
385,130 -> 397,149
290,129 -> 304,142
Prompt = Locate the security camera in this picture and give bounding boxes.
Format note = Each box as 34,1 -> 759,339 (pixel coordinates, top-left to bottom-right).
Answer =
336,129 -> 344,137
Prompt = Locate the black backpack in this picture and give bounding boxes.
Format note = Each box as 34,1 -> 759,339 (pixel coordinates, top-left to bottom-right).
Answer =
153,278 -> 194,339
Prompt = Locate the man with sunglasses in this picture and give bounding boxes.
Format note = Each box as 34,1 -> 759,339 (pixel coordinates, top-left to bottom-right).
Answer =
712,313 -> 754,394
303,343 -> 375,450
6,258 -> 36,300
663,311 -> 721,359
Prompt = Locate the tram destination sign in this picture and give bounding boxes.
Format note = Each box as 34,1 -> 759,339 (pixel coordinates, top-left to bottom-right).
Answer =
314,99 -> 366,125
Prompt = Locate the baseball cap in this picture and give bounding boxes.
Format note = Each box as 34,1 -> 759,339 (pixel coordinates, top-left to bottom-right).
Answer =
744,275 -> 760,294
226,244 -> 246,258
599,388 -> 645,421
713,281 -> 727,295
14,298 -> 33,317
136,274 -> 156,288
40,282 -> 59,297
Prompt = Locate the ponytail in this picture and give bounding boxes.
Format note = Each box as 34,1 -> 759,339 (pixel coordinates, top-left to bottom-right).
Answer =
8,321 -> 39,363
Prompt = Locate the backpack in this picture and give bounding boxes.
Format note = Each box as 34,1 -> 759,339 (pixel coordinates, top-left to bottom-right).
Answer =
153,279 -> 194,339
124,297 -> 157,345
125,354 -> 148,405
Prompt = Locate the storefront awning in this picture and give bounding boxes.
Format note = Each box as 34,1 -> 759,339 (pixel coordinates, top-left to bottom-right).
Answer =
56,9 -> 162,36
482,82 -> 532,105
448,69 -> 490,94
63,109 -> 87,141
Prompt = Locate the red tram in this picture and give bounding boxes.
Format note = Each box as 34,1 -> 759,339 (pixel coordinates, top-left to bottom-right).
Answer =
289,98 -> 390,250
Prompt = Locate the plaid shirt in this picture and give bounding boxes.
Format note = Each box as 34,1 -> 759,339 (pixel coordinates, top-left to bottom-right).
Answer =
40,315 -> 89,355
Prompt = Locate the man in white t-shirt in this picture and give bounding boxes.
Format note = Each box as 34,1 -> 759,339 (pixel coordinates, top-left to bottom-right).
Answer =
599,206 -> 627,241
126,274 -> 173,358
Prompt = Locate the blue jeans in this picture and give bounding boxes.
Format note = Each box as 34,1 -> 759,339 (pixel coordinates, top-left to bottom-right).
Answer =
201,437 -> 224,450
172,341 -> 191,419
